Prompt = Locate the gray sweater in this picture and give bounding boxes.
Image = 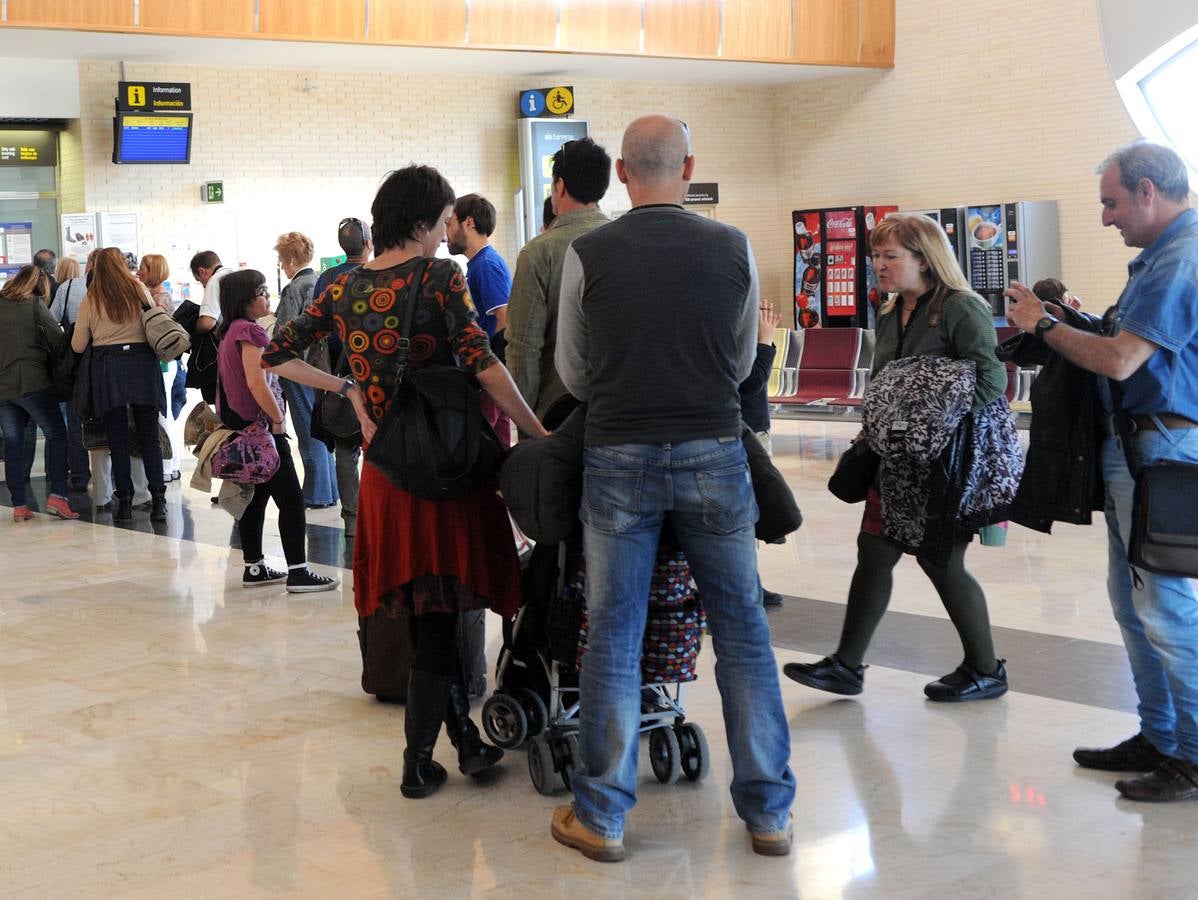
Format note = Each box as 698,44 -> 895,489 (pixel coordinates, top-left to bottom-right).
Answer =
556,204 -> 758,446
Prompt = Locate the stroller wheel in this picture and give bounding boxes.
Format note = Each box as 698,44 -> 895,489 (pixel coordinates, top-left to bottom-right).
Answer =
517,687 -> 549,738
649,725 -> 682,785
675,722 -> 710,782
528,734 -> 565,795
482,693 -> 529,749
558,731 -> 581,791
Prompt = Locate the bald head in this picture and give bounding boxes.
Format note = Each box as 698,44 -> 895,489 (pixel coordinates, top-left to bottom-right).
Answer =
620,115 -> 692,185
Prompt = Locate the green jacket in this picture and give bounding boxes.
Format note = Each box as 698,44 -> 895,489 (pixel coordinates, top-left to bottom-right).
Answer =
872,289 -> 1006,410
505,207 -> 609,420
0,296 -> 64,403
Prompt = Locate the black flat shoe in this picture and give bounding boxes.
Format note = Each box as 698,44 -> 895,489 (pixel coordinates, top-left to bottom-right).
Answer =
1116,758 -> 1198,802
924,660 -> 1008,702
1074,733 -> 1168,772
783,656 -> 865,695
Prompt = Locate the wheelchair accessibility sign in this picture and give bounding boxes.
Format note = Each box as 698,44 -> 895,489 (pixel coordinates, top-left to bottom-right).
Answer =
518,86 -> 575,118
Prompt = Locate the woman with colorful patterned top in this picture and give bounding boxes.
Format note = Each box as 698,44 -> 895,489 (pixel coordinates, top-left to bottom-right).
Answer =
263,165 -> 548,800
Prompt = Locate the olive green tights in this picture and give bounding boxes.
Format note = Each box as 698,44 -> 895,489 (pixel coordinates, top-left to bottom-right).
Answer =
834,532 -> 999,674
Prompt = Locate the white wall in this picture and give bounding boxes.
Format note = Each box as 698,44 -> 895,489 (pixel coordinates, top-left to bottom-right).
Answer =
0,58 -> 80,118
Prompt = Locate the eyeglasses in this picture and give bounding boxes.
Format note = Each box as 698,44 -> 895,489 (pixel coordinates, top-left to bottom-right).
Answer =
254,285 -> 270,299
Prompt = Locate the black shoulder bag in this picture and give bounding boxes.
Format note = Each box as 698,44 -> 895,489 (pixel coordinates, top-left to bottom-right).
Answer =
364,260 -> 506,500
40,287 -> 80,402
1112,382 -> 1198,578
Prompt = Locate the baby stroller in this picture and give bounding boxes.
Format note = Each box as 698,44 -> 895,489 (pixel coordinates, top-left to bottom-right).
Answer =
482,528 -> 710,795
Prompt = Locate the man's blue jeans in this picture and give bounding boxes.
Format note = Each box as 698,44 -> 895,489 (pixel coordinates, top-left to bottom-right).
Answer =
282,380 -> 338,506
1103,428 -> 1198,763
0,388 -> 70,505
571,438 -> 795,839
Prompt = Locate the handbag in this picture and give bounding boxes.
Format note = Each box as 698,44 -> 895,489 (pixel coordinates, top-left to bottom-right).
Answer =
315,342 -> 361,440
828,435 -> 880,503
364,260 -> 506,500
81,416 -> 108,450
1112,382 -> 1198,578
742,426 -> 803,543
210,367 -> 281,485
141,301 -> 191,362
37,296 -> 79,402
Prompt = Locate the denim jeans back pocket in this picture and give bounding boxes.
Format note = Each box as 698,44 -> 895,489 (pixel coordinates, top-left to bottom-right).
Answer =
696,463 -> 755,534
582,469 -> 644,534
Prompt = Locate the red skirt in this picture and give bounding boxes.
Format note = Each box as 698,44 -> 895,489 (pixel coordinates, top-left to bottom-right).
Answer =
352,462 -> 522,619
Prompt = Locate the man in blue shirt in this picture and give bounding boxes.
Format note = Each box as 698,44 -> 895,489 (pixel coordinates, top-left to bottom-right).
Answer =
445,193 -> 510,340
1007,141 -> 1198,802
446,193 -> 513,445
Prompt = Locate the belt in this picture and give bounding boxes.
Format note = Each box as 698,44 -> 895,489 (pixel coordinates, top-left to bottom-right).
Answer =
1102,413 -> 1198,436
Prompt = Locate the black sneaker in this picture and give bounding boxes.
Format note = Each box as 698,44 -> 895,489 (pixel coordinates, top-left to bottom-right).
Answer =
924,660 -> 1008,702
783,656 -> 865,695
1074,733 -> 1169,772
243,562 -> 287,587
286,567 -> 340,593
762,589 -> 784,607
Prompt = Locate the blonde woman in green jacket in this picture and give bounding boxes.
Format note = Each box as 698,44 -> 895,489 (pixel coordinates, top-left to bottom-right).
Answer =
785,212 -> 1008,702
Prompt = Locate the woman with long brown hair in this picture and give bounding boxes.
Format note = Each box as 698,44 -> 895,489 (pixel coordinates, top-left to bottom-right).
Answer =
71,247 -> 168,522
0,265 -> 78,521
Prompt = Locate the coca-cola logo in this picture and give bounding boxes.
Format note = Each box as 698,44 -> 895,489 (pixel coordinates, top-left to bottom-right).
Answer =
826,213 -> 854,230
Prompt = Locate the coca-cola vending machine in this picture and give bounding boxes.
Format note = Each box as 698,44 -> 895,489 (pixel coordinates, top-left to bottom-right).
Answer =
793,205 -> 897,329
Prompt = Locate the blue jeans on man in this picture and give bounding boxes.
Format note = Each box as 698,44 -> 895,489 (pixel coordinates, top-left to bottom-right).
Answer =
281,379 -> 338,507
571,437 -> 795,840
0,388 -> 71,505
1103,427 -> 1198,763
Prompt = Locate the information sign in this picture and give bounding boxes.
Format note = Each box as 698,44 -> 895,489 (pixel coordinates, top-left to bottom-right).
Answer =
118,81 -> 192,112
518,86 -> 575,118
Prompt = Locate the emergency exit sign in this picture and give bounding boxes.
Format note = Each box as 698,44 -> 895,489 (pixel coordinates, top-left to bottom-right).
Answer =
202,181 -> 224,203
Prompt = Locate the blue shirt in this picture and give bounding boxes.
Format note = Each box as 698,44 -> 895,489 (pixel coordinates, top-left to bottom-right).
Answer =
1109,208 -> 1198,420
465,245 -> 511,338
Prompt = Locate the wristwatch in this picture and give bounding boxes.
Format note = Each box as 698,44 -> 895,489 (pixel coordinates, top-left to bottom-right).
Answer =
1034,315 -> 1059,339
336,378 -> 355,397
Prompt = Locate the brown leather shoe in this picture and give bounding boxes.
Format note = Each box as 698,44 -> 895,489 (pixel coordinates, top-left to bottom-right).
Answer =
1073,733 -> 1169,772
1116,759 -> 1198,802
551,805 -> 625,862
748,812 -> 794,856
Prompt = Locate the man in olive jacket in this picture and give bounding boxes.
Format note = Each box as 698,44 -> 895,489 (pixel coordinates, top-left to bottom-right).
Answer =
505,136 -> 611,427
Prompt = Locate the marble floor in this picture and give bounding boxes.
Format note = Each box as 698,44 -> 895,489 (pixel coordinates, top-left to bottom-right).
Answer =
1,419 -> 1194,899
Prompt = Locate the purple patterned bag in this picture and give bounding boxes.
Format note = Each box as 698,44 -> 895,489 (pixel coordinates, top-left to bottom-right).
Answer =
212,419 -> 280,485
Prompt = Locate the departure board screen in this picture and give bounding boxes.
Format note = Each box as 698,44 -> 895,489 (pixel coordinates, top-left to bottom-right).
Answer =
113,113 -> 192,164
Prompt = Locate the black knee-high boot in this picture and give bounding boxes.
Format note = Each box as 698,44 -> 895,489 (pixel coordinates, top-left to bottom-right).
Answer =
444,680 -> 504,775
401,669 -> 451,799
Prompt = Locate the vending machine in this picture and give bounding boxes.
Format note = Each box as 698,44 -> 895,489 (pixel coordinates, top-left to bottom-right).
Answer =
963,201 -> 1061,320
909,207 -> 967,272
792,205 -> 897,329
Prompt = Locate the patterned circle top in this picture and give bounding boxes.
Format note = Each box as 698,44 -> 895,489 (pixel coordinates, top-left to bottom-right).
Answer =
263,257 -> 496,421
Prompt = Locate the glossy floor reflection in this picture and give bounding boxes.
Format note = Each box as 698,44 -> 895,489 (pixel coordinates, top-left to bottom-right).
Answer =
1,420 -> 1191,899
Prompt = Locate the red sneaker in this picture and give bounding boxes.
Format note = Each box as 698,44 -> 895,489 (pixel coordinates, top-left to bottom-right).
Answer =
12,506 -> 33,522
46,495 -> 80,520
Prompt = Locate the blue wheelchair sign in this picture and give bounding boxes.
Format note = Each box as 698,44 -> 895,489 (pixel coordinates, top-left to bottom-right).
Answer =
519,90 -> 546,117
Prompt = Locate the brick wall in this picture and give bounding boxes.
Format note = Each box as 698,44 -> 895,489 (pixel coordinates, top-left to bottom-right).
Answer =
73,0 -> 1160,311
772,0 -> 1145,307
75,62 -> 785,301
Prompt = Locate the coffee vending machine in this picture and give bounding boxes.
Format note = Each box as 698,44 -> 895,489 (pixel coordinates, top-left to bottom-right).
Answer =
963,201 -> 1061,320
909,207 -> 968,272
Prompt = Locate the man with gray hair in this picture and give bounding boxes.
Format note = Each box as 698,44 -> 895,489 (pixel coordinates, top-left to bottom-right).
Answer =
550,114 -> 795,860
1007,140 -> 1198,802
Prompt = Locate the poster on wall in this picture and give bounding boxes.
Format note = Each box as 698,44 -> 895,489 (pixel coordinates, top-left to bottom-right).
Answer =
792,211 -> 823,329
0,221 -> 34,283
61,212 -> 98,264
98,211 -> 140,261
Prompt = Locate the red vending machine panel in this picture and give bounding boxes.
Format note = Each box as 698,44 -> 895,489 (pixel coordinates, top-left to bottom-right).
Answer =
823,208 -> 858,320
